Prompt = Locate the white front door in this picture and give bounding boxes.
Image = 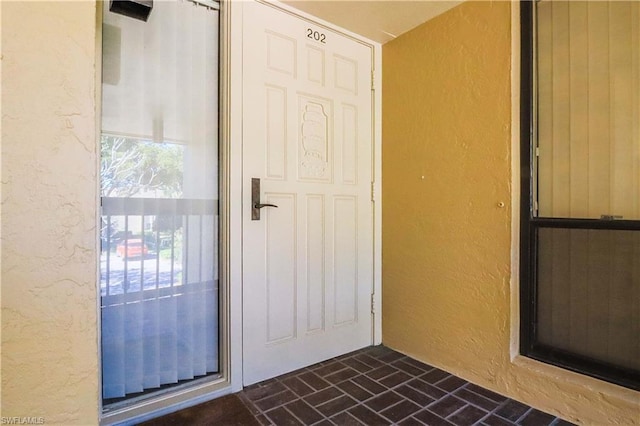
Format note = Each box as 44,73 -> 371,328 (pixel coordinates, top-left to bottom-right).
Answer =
242,1 -> 375,386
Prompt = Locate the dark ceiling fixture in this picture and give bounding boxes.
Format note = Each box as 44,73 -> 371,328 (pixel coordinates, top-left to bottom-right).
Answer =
109,0 -> 153,22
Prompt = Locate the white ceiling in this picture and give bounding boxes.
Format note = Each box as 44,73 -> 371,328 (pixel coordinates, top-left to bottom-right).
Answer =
281,1 -> 464,44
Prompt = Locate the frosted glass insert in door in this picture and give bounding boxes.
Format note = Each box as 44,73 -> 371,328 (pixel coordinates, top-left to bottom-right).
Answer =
100,0 -> 220,402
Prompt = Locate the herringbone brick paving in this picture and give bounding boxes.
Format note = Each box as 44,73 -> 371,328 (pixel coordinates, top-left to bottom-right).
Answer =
239,346 -> 574,426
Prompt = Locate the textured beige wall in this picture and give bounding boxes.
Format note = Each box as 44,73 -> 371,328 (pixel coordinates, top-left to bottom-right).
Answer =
382,1 -> 640,425
1,2 -> 99,424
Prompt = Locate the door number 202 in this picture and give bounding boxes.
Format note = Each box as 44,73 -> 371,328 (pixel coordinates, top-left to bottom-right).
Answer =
307,28 -> 326,44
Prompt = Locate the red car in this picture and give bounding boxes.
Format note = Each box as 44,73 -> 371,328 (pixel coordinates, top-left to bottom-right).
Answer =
116,239 -> 148,259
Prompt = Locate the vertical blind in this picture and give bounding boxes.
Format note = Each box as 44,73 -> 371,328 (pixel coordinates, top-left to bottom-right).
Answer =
100,0 -> 220,401
536,1 -> 640,220
536,228 -> 640,371
534,1 -> 640,377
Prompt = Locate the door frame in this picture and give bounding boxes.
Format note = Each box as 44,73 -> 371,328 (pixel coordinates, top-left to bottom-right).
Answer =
98,1 -> 233,424
228,0 -> 382,391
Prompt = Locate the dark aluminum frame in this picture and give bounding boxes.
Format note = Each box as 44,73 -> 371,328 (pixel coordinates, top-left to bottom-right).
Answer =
519,0 -> 640,391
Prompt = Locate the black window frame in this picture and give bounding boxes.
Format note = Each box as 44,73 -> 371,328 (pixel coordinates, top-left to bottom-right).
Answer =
519,0 -> 640,391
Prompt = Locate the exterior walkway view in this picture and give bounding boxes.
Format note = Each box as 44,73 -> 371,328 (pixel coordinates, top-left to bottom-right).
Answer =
238,346 -> 574,426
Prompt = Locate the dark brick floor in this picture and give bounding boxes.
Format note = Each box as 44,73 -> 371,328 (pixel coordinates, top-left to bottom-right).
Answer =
140,394 -> 259,426
239,345 -> 574,426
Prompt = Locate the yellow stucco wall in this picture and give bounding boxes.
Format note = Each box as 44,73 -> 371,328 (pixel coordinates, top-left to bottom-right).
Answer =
1,2 -> 99,424
382,1 -> 640,425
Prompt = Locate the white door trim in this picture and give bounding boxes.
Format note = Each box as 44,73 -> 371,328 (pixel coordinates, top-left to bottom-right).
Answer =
227,0 -> 245,393
228,0 -> 382,391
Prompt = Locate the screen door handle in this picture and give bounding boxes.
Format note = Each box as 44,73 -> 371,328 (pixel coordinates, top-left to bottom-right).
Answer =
252,178 -> 278,220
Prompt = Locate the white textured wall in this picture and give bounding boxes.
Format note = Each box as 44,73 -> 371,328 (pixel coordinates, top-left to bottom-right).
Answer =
1,2 -> 99,423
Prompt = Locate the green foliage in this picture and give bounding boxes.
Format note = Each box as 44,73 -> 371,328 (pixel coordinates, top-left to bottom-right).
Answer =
100,135 -> 184,198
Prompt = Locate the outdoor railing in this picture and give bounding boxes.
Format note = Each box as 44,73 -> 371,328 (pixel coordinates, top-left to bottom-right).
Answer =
100,197 -> 218,298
